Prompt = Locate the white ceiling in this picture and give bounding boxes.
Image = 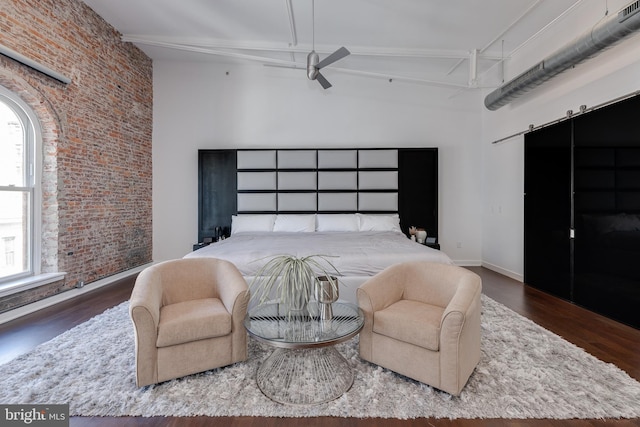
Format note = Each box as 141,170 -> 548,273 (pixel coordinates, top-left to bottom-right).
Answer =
81,0 -> 584,90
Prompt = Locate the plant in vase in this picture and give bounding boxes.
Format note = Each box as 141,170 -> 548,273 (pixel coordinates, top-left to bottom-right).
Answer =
249,254 -> 340,317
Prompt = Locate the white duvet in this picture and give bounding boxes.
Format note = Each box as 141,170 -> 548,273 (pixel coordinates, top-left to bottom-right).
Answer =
185,231 -> 453,277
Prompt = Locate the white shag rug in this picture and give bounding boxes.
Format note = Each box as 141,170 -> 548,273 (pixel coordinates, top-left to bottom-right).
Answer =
1,295 -> 640,419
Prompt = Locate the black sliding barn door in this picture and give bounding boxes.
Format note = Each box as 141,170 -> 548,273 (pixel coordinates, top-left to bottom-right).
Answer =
572,95 -> 640,328
524,121 -> 573,300
524,95 -> 640,329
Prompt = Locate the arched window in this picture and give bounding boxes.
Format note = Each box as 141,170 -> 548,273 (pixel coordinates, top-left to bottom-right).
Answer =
0,87 -> 40,284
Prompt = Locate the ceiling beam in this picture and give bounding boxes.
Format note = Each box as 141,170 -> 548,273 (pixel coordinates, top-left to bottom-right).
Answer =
121,34 -> 503,61
285,0 -> 297,62
124,39 -> 300,66
446,0 -> 543,76
477,0 -> 585,84
124,37 -> 469,89
285,0 -> 298,47
509,0 -> 584,57
265,63 -> 470,89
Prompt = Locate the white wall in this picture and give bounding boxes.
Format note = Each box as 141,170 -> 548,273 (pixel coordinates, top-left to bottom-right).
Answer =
152,0 -> 640,277
152,61 -> 483,264
481,0 -> 640,280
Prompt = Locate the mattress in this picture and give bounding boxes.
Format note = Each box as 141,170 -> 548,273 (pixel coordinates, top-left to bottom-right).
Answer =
185,231 -> 453,304
185,231 -> 452,276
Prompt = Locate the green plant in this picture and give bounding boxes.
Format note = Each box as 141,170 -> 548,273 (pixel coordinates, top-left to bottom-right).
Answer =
249,254 -> 340,311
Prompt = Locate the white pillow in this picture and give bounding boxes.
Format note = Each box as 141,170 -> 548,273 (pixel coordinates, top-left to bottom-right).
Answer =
231,214 -> 276,234
358,214 -> 402,233
273,214 -> 316,232
316,214 -> 359,232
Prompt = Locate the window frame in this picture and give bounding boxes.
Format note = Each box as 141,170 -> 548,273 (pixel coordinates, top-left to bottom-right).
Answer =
0,86 -> 42,285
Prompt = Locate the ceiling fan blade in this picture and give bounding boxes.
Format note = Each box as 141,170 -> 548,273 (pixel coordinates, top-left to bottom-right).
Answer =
316,72 -> 332,89
316,47 -> 350,69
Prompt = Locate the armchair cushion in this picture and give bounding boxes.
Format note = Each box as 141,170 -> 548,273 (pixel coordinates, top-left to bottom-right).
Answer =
157,298 -> 232,347
373,300 -> 443,351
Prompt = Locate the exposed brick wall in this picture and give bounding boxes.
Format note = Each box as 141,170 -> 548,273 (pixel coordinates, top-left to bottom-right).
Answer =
0,0 -> 153,312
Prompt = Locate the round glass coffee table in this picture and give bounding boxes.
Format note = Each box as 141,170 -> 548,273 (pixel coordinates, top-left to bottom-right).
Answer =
244,301 -> 364,405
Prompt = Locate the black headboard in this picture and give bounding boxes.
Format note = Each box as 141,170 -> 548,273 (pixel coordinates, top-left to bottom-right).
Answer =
198,148 -> 437,240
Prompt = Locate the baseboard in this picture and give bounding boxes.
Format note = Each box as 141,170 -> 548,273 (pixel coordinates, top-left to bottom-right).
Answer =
453,259 -> 482,267
481,261 -> 524,282
0,263 -> 154,325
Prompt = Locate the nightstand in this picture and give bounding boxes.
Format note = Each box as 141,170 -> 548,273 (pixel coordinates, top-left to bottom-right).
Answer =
193,242 -> 210,251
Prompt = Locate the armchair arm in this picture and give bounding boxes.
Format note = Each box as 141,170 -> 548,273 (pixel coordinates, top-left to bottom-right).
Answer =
357,263 -> 406,312
213,259 -> 250,315
357,263 -> 406,361
129,267 -> 163,326
441,273 -> 482,325
439,273 -> 482,396
129,266 -> 164,387
211,260 -> 250,363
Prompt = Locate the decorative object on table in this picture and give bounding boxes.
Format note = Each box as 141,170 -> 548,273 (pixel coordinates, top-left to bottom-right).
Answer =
315,275 -> 339,320
249,254 -> 340,316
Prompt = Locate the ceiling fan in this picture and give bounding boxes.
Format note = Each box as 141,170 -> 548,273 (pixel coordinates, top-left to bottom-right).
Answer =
306,0 -> 350,89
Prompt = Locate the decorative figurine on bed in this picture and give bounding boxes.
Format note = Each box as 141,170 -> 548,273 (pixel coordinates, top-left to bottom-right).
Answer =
249,254 -> 341,319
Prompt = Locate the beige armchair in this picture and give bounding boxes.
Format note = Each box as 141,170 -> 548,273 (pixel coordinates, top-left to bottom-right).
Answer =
357,261 -> 482,396
129,258 -> 250,387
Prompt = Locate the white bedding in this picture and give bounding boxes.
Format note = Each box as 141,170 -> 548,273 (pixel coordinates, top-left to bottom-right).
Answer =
185,231 -> 452,276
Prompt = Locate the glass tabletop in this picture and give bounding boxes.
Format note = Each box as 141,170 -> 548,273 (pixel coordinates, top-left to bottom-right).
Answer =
244,301 -> 364,349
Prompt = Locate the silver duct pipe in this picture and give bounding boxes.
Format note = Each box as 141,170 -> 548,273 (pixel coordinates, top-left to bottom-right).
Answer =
485,0 -> 640,111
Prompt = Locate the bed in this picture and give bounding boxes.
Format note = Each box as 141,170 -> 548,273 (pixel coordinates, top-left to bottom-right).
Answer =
185,213 -> 453,304
191,148 -> 449,304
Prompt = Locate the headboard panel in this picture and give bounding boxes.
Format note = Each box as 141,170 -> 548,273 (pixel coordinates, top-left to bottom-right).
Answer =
236,148 -> 400,214
198,148 -> 437,240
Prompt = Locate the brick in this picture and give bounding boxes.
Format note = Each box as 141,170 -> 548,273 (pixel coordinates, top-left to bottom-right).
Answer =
0,0 -> 153,313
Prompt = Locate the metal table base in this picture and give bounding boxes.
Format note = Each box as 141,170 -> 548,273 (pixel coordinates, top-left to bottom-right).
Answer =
256,346 -> 354,405
245,301 -> 363,405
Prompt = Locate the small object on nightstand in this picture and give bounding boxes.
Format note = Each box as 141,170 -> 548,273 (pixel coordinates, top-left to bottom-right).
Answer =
425,237 -> 440,250
193,237 -> 213,251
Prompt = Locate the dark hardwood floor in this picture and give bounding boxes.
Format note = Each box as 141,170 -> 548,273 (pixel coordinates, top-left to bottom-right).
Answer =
1,267 -> 639,427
